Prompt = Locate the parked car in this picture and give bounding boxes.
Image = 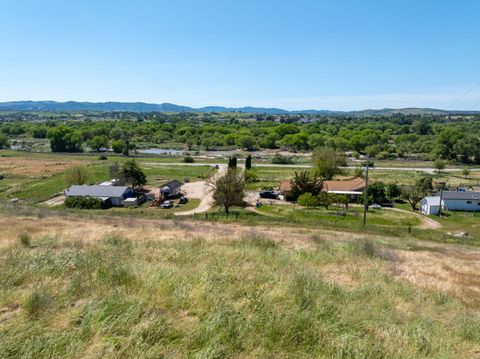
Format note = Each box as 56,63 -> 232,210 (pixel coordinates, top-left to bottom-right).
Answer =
179,196 -> 188,204
160,200 -> 174,209
259,190 -> 279,199
370,203 -> 382,209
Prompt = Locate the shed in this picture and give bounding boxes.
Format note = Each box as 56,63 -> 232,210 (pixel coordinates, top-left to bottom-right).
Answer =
421,196 -> 441,215
160,180 -> 183,199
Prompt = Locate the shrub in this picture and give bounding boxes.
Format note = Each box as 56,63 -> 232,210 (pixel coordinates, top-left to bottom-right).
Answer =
98,155 -> 108,160
183,156 -> 195,163
19,232 -> 31,247
297,192 -> 318,207
65,196 -> 109,209
244,169 -> 258,183
24,290 -> 49,318
271,153 -> 294,165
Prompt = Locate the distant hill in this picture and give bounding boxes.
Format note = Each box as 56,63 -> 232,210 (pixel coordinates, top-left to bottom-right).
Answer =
0,101 -> 478,116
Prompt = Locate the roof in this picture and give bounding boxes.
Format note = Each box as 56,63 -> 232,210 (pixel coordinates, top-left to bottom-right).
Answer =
440,191 -> 480,201
65,185 -> 130,198
422,196 -> 441,206
326,190 -> 363,195
279,180 -> 292,192
161,180 -> 183,192
322,177 -> 366,192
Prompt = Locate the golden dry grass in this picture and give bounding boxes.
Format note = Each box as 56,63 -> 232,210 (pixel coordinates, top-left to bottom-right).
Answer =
1,213 -> 480,307
0,156 -> 81,178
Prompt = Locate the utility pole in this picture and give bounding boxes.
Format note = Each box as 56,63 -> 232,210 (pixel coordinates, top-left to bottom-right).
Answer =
363,163 -> 370,226
438,189 -> 443,216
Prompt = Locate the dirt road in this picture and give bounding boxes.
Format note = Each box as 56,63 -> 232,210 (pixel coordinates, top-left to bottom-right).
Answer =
174,165 -> 228,216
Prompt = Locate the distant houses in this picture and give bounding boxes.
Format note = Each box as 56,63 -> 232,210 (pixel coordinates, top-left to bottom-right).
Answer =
421,191 -> 480,215
322,178 -> 366,199
279,177 -> 366,201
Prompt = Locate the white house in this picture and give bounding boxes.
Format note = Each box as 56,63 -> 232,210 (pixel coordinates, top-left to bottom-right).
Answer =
421,196 -> 441,215
442,191 -> 480,212
421,191 -> 480,215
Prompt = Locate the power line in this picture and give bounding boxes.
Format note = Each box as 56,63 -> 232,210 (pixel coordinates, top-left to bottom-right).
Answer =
447,80 -> 480,110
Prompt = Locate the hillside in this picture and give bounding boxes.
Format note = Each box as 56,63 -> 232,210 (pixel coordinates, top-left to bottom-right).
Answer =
1,100 -> 478,115
1,210 -> 480,358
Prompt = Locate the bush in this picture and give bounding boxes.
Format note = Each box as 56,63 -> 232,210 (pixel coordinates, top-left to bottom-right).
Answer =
271,153 -> 295,165
19,232 -> 31,247
244,169 -> 258,183
98,155 -> 108,160
65,196 -> 110,209
183,156 -> 195,163
297,192 -> 319,207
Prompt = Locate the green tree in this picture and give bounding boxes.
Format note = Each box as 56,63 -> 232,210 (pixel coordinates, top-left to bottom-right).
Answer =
386,183 -> 401,201
433,158 -> 446,174
47,126 -> 83,152
245,155 -> 252,170
64,166 -> 91,187
122,160 -> 147,188
111,139 -> 125,154
236,134 -> 257,151
0,134 -> 8,149
290,171 -> 323,200
87,135 -> 109,152
463,167 -> 471,179
209,168 -> 245,214
312,146 -> 346,180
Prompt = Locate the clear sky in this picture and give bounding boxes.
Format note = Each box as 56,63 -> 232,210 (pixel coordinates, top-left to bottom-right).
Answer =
1,0 -> 479,111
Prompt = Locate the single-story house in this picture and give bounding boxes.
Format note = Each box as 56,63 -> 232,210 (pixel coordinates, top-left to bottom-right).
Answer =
441,191 -> 480,212
322,177 -> 366,199
160,180 -> 183,199
420,191 -> 480,214
65,185 -> 134,207
421,196 -> 441,215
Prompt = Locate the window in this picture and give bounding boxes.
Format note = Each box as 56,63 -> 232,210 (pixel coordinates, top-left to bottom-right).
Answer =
467,201 -> 472,204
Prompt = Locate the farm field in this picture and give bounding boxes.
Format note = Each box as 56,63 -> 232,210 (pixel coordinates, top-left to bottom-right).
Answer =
1,211 -> 480,358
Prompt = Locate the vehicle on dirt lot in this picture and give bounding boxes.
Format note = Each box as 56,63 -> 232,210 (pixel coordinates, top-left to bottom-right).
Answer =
259,190 -> 279,199
179,196 -> 188,204
370,204 -> 382,209
160,200 -> 174,209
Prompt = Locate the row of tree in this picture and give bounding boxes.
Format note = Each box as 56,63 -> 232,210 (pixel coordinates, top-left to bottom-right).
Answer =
2,113 -> 480,163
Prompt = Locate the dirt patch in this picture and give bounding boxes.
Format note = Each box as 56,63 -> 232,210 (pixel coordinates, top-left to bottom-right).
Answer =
0,157 -> 80,178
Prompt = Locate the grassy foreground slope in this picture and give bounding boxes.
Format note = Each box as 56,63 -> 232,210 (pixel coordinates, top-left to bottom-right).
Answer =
1,215 -> 480,358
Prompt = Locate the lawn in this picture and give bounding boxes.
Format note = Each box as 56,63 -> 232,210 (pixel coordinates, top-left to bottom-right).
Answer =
257,204 -> 421,228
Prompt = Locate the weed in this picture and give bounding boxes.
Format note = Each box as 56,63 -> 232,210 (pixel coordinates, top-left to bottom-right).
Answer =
19,232 -> 31,247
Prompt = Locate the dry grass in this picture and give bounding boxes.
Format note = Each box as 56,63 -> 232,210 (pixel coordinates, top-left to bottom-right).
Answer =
0,156 -> 81,178
2,213 -> 480,357
1,214 -> 480,307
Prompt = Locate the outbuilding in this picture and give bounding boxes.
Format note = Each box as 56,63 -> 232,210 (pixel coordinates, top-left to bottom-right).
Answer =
160,180 -> 183,199
421,196 -> 441,215
65,185 -> 134,206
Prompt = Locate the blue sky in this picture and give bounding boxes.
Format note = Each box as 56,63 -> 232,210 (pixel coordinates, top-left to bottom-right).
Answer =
1,0 -> 479,110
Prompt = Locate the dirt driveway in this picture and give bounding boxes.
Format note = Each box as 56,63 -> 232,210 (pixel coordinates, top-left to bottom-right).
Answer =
175,165 -> 227,216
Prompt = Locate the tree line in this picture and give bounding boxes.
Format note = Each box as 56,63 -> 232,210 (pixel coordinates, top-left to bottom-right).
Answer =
1,112 -> 480,163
